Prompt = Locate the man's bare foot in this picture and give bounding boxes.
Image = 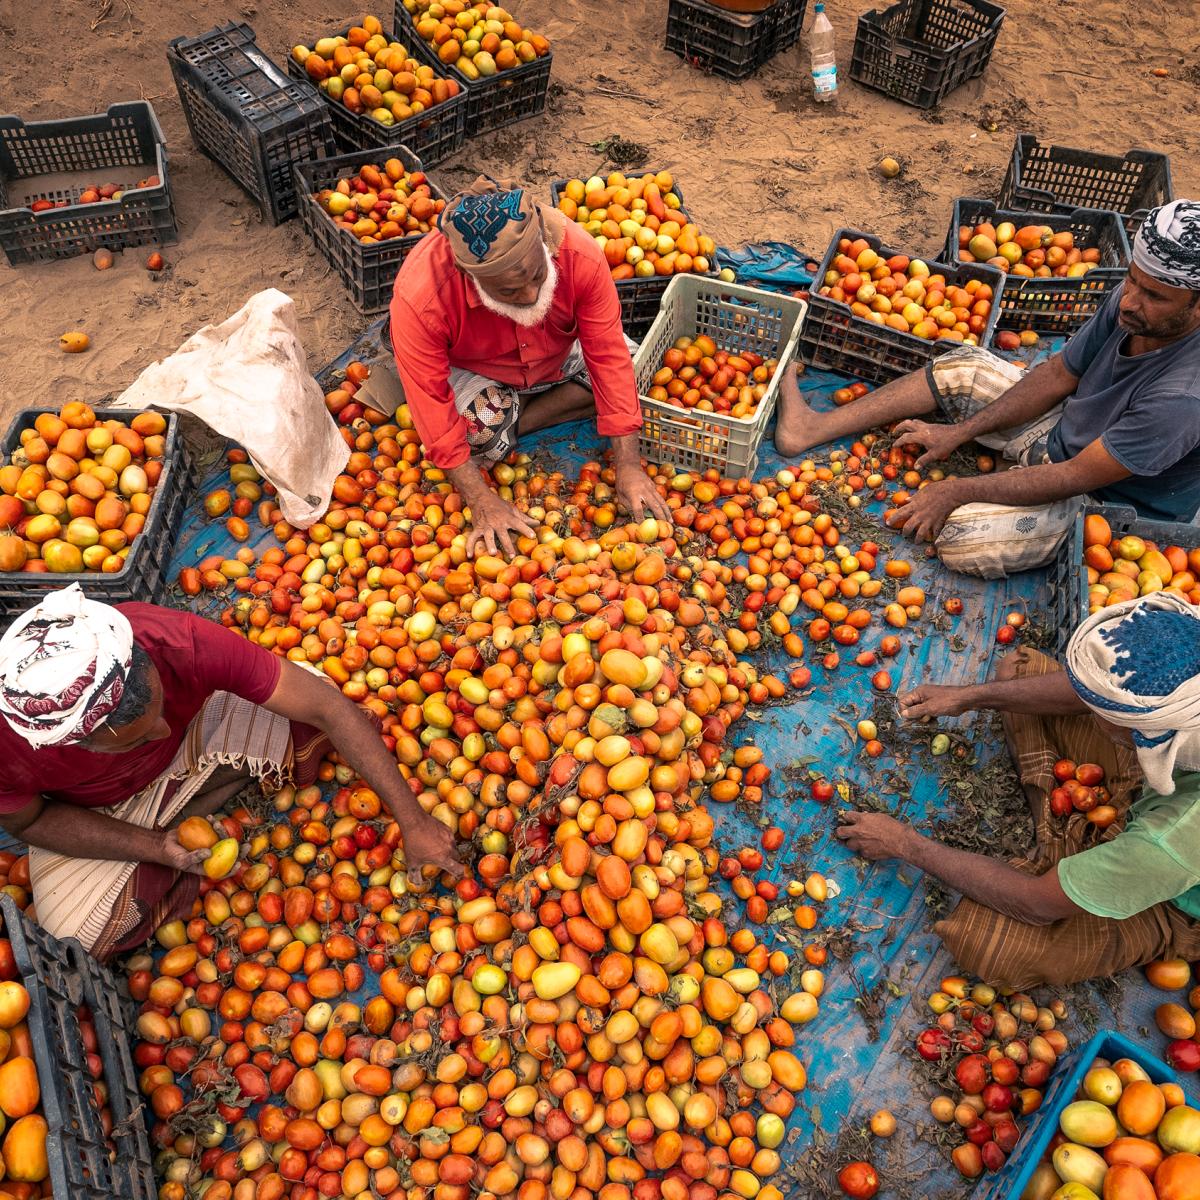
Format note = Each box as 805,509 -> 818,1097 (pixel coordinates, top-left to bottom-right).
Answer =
774,369 -> 837,457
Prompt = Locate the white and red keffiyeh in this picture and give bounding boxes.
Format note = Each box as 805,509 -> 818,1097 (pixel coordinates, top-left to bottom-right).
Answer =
0,585 -> 133,748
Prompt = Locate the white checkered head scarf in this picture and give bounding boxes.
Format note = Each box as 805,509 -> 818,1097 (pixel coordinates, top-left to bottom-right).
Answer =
1132,200 -> 1200,290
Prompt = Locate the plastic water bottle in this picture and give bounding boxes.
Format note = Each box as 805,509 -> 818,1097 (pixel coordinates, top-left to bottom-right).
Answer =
810,2 -> 837,102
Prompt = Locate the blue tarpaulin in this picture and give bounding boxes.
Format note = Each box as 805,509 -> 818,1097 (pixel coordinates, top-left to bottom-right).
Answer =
134,313 -> 1189,1195
714,242 -> 818,293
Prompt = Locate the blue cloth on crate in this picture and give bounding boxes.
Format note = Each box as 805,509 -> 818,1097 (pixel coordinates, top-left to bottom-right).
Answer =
1046,285 -> 1200,523
714,242 -> 815,294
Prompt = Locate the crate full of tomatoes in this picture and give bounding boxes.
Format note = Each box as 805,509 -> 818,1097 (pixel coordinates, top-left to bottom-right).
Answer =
1046,503 -> 1200,655
294,145 -> 446,314
394,0 -> 552,134
797,228 -> 1006,386
0,404 -> 192,618
551,169 -> 719,338
633,275 -> 806,476
287,14 -> 466,164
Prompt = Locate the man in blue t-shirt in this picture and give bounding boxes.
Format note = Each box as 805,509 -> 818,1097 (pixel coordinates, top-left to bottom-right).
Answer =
776,201 -> 1200,575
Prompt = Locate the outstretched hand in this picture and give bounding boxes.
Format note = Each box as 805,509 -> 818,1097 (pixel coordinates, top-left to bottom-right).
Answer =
402,811 -> 463,880
899,684 -> 975,720
835,811 -> 912,862
885,480 -> 961,543
616,467 -> 672,522
465,492 -> 538,558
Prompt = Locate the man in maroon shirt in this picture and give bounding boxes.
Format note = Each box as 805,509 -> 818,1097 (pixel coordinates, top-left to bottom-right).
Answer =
0,586 -> 461,958
390,175 -> 670,556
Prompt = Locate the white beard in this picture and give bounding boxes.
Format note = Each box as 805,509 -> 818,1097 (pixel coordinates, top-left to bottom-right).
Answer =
473,245 -> 559,328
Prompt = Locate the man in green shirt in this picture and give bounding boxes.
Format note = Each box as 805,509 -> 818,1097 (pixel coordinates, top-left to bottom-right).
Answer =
836,592 -> 1200,988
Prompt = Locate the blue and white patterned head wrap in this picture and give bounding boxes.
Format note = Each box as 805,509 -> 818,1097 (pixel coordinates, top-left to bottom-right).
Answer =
1132,201 -> 1200,291
442,175 -> 540,280
1066,592 -> 1200,795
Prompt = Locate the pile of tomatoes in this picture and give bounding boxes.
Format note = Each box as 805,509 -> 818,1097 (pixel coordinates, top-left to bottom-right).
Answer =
1143,957 -> 1200,1076
644,338 -> 776,421
127,359 -> 990,1200
919,976 -> 1072,1179
1050,759 -> 1113,827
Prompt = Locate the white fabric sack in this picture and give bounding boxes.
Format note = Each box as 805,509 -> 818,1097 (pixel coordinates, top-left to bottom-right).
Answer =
117,289 -> 347,528
933,499 -> 1078,579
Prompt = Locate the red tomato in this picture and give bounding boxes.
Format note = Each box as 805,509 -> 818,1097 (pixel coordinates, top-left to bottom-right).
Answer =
1052,759 -> 1077,783
915,1028 -> 951,1061
1166,1040 -> 1200,1072
1049,787 -> 1074,818
837,1162 -> 879,1199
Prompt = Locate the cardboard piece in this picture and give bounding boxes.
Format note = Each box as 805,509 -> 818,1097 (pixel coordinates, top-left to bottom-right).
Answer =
354,361 -> 406,417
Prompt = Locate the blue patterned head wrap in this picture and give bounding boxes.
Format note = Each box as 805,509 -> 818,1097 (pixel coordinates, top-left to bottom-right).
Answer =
1066,592 -> 1200,795
442,175 -> 541,278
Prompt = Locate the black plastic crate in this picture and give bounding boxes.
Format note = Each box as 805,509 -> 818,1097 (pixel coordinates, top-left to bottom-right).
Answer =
392,5 -> 551,135
167,22 -> 337,226
849,0 -> 1004,109
294,144 -> 446,314
70,944 -> 155,1200
796,228 -> 1007,385
1,895 -> 153,1200
1047,502 -> 1199,657
999,137 -> 1173,240
550,171 -> 710,339
664,0 -> 808,80
0,408 -> 192,622
943,200 -> 1130,336
286,27 -> 466,164
0,103 -> 177,266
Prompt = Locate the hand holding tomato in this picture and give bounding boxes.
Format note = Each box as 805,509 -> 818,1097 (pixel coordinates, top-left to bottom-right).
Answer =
891,419 -> 965,469
614,465 -> 671,523
401,811 -> 463,880
157,830 -> 210,877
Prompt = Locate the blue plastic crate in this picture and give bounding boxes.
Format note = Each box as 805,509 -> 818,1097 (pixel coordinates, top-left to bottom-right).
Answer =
976,1029 -> 1194,1200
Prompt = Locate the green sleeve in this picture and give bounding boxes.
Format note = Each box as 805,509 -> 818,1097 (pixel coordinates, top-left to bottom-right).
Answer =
1057,831 -> 1200,920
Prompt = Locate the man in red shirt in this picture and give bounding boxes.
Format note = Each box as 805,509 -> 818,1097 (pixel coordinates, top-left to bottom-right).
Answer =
0,586 -> 461,958
390,175 -> 670,555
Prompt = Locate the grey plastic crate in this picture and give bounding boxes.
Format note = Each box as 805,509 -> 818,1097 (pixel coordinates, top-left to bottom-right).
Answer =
633,275 -> 806,475
167,22 -> 337,225
1,895 -> 153,1199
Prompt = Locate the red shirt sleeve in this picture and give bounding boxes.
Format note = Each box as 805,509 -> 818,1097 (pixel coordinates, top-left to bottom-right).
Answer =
571,241 -> 643,439
186,615 -> 282,705
0,786 -> 36,816
389,289 -> 470,471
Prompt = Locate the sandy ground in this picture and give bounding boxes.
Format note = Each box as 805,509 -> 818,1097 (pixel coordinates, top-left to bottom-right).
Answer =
1,0 -> 1198,432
